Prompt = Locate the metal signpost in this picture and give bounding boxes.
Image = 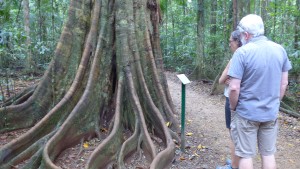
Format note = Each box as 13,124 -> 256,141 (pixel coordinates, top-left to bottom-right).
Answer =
176,74 -> 191,152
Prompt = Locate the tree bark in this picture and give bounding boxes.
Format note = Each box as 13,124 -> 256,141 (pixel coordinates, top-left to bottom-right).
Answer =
190,0 -> 205,79
295,0 -> 300,50
233,0 -> 238,29
0,0 -> 179,168
23,0 -> 33,73
208,0 -> 217,78
272,0 -> 278,40
261,0 -> 268,35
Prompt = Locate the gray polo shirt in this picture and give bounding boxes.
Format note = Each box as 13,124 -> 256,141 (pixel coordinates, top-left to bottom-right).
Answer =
228,36 -> 292,122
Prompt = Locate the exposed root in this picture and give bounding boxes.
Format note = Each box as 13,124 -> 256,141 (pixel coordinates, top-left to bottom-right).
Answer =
126,3 -> 177,168
126,66 -> 157,160
144,20 -> 179,132
42,0 -> 105,167
280,107 -> 300,118
86,76 -> 124,169
150,141 -> 175,169
0,0 -> 92,133
280,97 -> 299,118
0,85 -> 36,107
169,129 -> 181,143
0,130 -> 55,169
118,120 -> 139,168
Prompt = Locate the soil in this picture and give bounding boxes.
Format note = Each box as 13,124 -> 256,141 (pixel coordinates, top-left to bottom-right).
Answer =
1,71 -> 300,169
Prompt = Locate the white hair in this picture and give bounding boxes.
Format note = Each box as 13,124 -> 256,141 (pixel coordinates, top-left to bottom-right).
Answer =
237,14 -> 264,37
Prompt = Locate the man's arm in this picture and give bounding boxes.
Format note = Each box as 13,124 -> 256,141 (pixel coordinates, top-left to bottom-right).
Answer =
229,78 -> 241,111
280,71 -> 289,100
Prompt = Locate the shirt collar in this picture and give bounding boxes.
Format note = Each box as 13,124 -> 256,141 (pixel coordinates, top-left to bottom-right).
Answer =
249,35 -> 268,43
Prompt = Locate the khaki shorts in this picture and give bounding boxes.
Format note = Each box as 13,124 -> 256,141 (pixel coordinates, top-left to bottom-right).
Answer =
230,112 -> 278,158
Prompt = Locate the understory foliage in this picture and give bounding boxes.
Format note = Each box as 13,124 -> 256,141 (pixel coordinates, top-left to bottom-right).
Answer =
0,0 -> 69,71
159,0 -> 300,80
0,0 -> 180,168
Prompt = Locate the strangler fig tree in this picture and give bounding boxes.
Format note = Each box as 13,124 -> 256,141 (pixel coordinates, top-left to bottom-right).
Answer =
0,0 -> 180,168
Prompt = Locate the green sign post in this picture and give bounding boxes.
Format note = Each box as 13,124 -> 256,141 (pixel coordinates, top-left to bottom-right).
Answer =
176,74 -> 191,152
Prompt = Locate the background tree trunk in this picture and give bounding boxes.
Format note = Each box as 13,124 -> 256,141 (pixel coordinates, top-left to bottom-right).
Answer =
0,0 -> 179,168
233,0 -> 238,29
209,0 -> 217,56
261,0 -> 268,35
295,0 -> 300,50
23,0 -> 33,73
272,0 -> 278,40
190,0 -> 205,79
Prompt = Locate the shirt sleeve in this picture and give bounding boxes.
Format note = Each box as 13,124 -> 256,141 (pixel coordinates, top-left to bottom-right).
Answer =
228,49 -> 244,80
281,49 -> 292,72
282,52 -> 292,72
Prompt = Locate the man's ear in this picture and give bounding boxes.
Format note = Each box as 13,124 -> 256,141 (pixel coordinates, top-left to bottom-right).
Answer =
245,32 -> 252,40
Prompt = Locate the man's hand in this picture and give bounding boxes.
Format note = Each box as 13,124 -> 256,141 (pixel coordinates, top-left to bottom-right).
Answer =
225,78 -> 231,85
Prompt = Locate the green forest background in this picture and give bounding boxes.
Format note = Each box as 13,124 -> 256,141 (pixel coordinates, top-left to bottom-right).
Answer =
0,0 -> 299,109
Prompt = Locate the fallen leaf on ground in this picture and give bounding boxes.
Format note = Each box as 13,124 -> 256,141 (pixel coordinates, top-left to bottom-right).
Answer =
83,142 -> 89,148
179,156 -> 186,161
197,144 -> 206,149
166,122 -> 171,127
186,132 -> 193,136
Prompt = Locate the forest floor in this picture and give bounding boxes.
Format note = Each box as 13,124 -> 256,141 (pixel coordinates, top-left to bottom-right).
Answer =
0,71 -> 300,169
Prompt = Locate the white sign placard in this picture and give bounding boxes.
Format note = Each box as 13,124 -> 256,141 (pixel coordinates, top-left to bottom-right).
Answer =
176,74 -> 191,85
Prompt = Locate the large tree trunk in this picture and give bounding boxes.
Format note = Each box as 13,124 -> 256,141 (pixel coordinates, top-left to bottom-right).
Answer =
0,0 -> 179,168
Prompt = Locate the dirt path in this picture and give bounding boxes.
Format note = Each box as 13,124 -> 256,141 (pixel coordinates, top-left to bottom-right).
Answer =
166,72 -> 300,169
